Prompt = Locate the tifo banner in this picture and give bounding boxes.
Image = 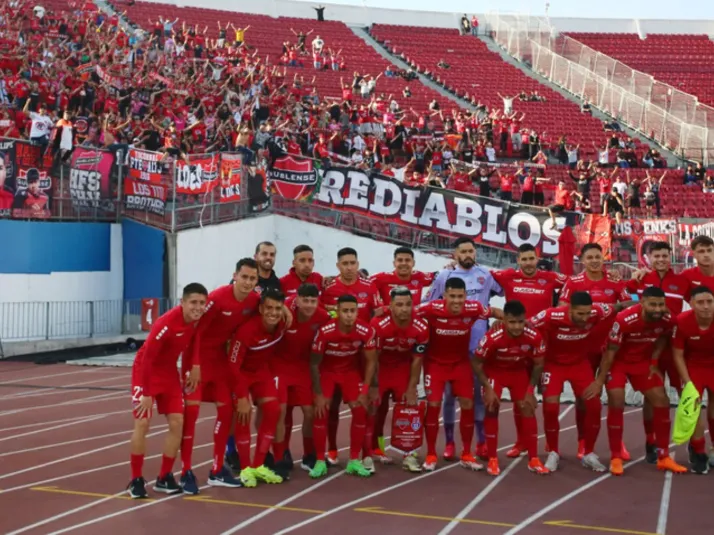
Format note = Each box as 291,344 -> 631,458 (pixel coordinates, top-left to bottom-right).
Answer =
268,155 -> 318,201
574,214 -> 613,260
175,154 -> 220,195
0,139 -> 53,220
220,153 -> 242,203
69,149 -> 116,210
124,149 -> 167,215
612,219 -> 678,238
309,167 -> 574,256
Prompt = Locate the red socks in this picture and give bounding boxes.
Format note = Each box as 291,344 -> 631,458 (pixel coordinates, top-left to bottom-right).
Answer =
607,406 -> 625,458
362,406 -> 375,458
522,416 -> 538,459
349,405 -> 367,460
691,437 -> 707,454
653,406 -> 671,458
212,404 -> 233,473
235,417 -> 253,468
543,402 -> 561,454
328,390 -> 341,451
284,406 -> 294,449
313,414 -> 328,461
643,413 -> 655,445
513,404 -> 524,447
582,397 -> 602,454
425,405 -> 440,457
303,435 -> 315,456
460,407 -> 475,454
373,396 -> 390,449
130,453 -> 144,480
575,403 -> 586,441
181,404 -> 200,473
159,454 -> 175,478
273,440 -> 286,462
253,400 -> 279,468
484,413 -> 499,458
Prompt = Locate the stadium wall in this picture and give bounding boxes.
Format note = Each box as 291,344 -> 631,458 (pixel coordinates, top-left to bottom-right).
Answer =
122,219 -> 165,301
144,0 -> 714,33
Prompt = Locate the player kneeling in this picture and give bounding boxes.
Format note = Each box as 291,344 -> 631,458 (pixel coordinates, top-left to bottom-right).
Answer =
474,301 -> 550,476
128,283 -> 208,499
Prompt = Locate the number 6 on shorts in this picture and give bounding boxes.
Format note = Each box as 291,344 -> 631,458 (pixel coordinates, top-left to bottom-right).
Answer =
424,374 -> 431,388
541,372 -> 551,386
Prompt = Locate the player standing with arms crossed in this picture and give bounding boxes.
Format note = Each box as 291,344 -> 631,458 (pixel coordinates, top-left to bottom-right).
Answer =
587,288 -> 686,475
309,294 -> 378,479
371,286 -> 429,471
128,283 -> 207,499
425,237 -> 503,461
417,277 -> 503,471
473,300 -> 550,476
672,286 -> 714,474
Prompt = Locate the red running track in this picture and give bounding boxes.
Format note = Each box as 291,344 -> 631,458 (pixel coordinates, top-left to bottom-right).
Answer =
0,361 -> 708,535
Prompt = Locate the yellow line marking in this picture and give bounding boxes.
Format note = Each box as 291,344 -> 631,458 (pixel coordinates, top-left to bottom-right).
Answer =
31,486 -> 152,502
185,496 -> 323,514
353,506 -> 515,528
543,520 -> 658,535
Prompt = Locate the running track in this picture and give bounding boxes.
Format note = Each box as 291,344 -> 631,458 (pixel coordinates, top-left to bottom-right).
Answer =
0,361 -> 709,535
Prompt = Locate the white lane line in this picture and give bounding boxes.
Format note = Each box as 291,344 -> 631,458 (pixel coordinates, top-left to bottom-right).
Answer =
0,375 -> 129,400
436,405 -> 574,535
656,471 -> 673,535
0,391 -> 126,416
0,414 -> 101,433
0,368 -> 107,386
0,415 -> 107,443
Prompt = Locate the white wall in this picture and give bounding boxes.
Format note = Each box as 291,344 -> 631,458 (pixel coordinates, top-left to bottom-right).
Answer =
175,215 -> 505,308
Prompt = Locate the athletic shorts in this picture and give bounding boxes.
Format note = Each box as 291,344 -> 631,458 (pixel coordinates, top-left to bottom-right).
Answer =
606,360 -> 664,393
184,378 -> 233,405
276,372 -> 313,407
424,361 -> 474,403
484,368 -> 531,401
658,346 -> 681,391
378,364 -> 411,401
586,316 -> 617,369
541,360 -> 595,399
234,368 -> 278,402
318,370 -> 362,404
131,365 -> 183,419
689,366 -> 714,399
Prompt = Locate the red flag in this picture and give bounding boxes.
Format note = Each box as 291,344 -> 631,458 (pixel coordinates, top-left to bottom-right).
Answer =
558,225 -> 576,276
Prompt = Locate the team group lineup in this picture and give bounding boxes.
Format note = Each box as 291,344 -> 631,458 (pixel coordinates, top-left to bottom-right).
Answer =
127,234 -> 714,498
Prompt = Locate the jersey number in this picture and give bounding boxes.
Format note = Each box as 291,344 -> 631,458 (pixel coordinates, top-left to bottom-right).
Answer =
274,376 -> 279,390
424,374 -> 431,388
541,372 -> 551,386
132,386 -> 142,403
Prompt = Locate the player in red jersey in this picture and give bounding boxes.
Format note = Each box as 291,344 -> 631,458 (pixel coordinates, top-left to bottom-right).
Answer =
680,236 -> 714,295
271,283 -> 331,472
369,246 -> 434,459
228,288 -> 287,487
559,243 -> 631,460
626,241 -> 689,464
320,247 -> 384,468
474,300 -> 550,476
280,244 -> 324,296
127,283 -> 207,499
178,258 -> 261,494
529,292 -> 624,473
370,286 -> 430,472
309,294 -> 378,479
416,277 -> 502,472
672,286 -> 714,474
589,288 -> 686,476
491,243 -> 567,458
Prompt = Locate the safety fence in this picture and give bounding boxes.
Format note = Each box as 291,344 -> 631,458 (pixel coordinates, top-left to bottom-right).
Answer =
484,12 -> 714,165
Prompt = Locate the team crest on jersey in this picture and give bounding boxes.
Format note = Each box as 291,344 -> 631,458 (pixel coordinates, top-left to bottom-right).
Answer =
477,276 -> 485,284
412,280 -> 419,286
359,292 -> 368,299
353,341 -> 361,347
463,317 -> 470,323
669,285 -> 678,291
654,328 -> 663,334
243,308 -> 252,315
538,279 -> 546,285
605,289 -> 614,296
521,345 -> 531,351
408,338 -> 416,344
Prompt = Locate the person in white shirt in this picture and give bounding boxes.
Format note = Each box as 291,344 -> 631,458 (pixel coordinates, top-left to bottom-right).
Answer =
25,103 -> 54,155
311,35 -> 324,54
497,92 -> 515,115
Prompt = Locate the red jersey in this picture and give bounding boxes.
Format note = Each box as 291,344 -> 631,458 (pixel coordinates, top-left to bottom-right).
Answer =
672,310 -> 714,367
274,296 -> 331,376
228,315 -> 285,378
370,314 -> 429,368
474,324 -> 545,371
415,300 -> 491,365
369,270 -> 436,305
680,267 -> 714,299
529,304 -> 616,365
320,277 -> 383,322
311,319 -> 376,374
560,272 -> 630,305
492,269 -> 567,316
279,268 -> 324,296
134,306 -> 200,395
608,305 -> 674,364
625,269 -> 689,316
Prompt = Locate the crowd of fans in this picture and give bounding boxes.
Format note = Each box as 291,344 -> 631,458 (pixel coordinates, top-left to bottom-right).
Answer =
0,0 -> 711,220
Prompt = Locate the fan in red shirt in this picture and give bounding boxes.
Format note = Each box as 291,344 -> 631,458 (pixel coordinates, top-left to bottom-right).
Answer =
369,246 -> 436,306
370,286 -> 429,471
559,243 -> 631,460
415,277 -> 502,472
590,290 -> 685,476
320,247 -> 384,466
271,283 -> 330,471
127,283 -> 207,500
179,258 -> 262,494
279,244 -> 324,296
474,300 -> 549,476
672,286 -> 714,474
228,288 -> 287,487
529,292 -> 622,473
308,295 -> 378,479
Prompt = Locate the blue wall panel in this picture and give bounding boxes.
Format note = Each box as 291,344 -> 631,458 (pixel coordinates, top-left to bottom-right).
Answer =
0,221 -> 110,274
122,219 -> 165,300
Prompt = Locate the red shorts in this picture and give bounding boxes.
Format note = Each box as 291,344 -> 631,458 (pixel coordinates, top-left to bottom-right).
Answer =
606,360 -> 664,393
379,364 -> 411,402
276,373 -> 313,407
586,317 -> 616,369
424,361 -> 474,403
658,346 -> 681,391
130,365 -> 184,419
485,368 -> 531,402
541,360 -> 595,399
184,378 -> 233,405
234,368 -> 279,402
689,365 -> 714,398
319,370 -> 362,404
